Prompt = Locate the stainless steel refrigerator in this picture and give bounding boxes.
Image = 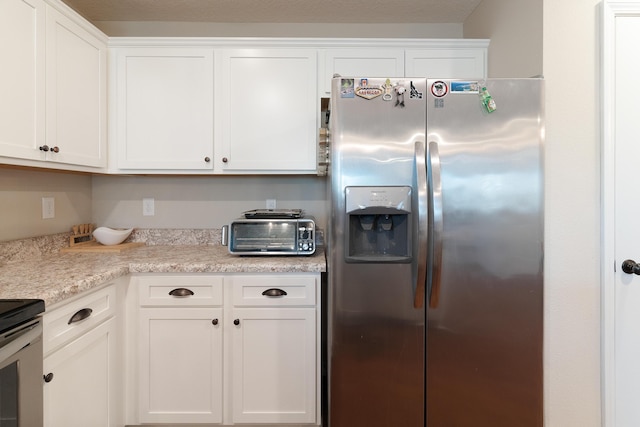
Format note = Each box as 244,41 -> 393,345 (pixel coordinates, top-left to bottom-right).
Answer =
327,78 -> 543,426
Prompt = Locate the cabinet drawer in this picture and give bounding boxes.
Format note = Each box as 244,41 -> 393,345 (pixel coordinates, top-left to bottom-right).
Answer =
136,275 -> 223,307
232,275 -> 317,307
43,284 -> 116,355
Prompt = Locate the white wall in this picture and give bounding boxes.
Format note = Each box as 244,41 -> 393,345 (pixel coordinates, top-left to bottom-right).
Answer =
468,0 -> 602,426
464,0 -> 543,77
92,175 -> 328,230
0,167 -> 92,241
541,0 -> 602,425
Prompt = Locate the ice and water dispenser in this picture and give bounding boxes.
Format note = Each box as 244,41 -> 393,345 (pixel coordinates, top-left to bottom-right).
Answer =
345,186 -> 412,263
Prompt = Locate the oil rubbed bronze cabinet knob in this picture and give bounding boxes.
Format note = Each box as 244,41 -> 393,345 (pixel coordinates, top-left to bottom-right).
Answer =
212,318 -> 219,325
222,157 -> 228,163
39,145 -> 49,152
204,157 -> 210,163
233,319 -> 240,326
43,373 -> 54,383
51,146 -> 59,153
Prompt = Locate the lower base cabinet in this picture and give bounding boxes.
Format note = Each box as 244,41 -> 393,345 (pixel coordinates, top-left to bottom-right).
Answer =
231,308 -> 316,424
138,307 -> 223,424
132,273 -> 321,426
43,317 -> 117,427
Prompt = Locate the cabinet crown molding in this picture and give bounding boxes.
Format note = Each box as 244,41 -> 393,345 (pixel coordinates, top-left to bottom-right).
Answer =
108,37 -> 490,49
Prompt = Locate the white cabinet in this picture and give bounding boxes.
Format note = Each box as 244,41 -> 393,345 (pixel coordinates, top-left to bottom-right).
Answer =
0,0 -> 46,161
112,48 -> 215,171
45,6 -> 107,168
319,48 -> 405,96
129,273 -> 321,425
405,47 -> 487,79
135,275 -> 224,424
230,274 -> 319,424
43,318 -> 117,427
0,0 -> 107,171
217,49 -> 318,173
231,308 -> 316,424
139,308 -> 223,424
43,282 -> 123,427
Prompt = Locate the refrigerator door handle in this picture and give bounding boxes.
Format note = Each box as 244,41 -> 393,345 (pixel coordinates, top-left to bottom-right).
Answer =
428,141 -> 444,308
414,141 -> 428,309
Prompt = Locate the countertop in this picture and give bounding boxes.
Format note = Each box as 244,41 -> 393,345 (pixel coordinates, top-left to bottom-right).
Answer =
0,244 -> 326,308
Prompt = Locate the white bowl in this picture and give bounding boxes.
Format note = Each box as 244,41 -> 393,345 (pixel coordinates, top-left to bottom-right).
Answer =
93,227 -> 133,246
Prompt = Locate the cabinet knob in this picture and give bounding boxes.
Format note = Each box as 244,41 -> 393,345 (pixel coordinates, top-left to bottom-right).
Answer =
51,146 -> 60,153
212,318 -> 219,325
233,319 -> 240,326
39,145 -> 49,152
204,156 -> 211,163
222,157 -> 228,163
43,373 -> 54,383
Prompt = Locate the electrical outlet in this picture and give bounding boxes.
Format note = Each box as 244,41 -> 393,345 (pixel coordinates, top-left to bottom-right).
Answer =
143,198 -> 155,216
42,197 -> 55,219
266,199 -> 276,210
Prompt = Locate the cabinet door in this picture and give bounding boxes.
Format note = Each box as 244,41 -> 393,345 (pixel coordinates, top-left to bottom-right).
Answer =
0,0 -> 45,161
405,48 -> 487,79
231,308 -> 316,424
114,48 -> 215,170
43,318 -> 117,427
45,7 -> 106,168
139,307 -> 223,424
219,49 -> 317,173
320,48 -> 405,96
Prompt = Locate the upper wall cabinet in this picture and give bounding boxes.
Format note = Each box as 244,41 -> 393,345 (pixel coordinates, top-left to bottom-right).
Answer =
318,41 -> 488,98
0,0 -> 46,162
319,48 -> 405,96
111,48 -> 215,171
0,0 -> 107,171
45,7 -> 107,168
405,47 -> 487,79
217,49 -> 318,174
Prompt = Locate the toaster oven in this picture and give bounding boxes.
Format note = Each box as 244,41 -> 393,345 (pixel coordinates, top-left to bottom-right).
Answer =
224,217 -> 316,255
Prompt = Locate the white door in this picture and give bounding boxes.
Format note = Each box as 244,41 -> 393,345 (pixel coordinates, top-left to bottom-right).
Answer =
602,2 -> 640,426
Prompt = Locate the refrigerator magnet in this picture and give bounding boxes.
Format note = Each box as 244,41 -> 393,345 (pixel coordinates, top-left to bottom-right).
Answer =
340,79 -> 355,98
431,81 -> 448,98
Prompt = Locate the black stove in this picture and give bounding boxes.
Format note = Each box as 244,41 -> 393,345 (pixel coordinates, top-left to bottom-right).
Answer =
0,299 -> 45,334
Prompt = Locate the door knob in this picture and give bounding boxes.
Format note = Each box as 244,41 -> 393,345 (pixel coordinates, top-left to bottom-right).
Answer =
622,259 -> 640,275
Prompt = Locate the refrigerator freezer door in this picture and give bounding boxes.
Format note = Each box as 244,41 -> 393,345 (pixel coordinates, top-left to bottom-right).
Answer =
328,77 -> 427,427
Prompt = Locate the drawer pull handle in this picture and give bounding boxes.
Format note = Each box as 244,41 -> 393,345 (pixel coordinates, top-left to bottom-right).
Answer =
262,288 -> 288,297
169,288 -> 194,297
68,308 -> 93,324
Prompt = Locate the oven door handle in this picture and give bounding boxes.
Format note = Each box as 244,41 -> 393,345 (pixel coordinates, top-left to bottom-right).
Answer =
0,320 -> 41,364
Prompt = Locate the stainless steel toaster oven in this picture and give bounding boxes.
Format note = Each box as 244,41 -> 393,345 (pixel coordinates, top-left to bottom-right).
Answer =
224,217 -> 316,255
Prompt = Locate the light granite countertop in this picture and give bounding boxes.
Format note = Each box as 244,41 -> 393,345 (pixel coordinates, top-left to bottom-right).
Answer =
0,244 -> 326,308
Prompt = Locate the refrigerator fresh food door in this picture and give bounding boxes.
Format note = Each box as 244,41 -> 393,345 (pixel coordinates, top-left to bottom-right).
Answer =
425,78 -> 544,426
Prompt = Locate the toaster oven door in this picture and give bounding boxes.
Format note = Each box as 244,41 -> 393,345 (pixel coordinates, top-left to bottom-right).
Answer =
230,221 -> 297,254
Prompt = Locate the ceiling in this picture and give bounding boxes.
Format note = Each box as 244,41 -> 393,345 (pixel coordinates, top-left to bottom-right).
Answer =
60,0 -> 483,24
